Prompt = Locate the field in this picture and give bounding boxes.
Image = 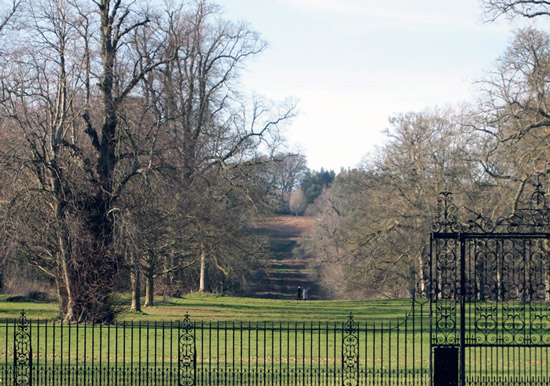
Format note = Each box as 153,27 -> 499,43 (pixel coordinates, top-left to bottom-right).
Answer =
0,293 -> 418,323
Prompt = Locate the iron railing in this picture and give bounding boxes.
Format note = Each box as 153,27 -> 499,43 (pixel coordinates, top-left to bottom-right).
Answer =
431,184 -> 550,386
0,300 -> 430,386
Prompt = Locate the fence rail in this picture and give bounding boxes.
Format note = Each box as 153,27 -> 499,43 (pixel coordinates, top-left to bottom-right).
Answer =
0,300 -> 430,386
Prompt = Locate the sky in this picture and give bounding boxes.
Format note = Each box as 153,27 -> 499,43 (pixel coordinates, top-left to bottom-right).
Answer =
218,0 -> 539,171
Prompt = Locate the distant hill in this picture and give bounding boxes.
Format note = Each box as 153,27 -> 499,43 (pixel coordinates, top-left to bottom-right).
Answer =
247,216 -> 320,299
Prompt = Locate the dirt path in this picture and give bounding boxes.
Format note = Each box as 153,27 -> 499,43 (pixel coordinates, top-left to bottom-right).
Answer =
247,216 -> 320,299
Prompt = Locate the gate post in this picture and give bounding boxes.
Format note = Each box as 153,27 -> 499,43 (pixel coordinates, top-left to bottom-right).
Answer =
178,312 -> 196,386
14,311 -> 32,386
433,346 -> 458,386
342,313 -> 359,386
459,234 -> 466,386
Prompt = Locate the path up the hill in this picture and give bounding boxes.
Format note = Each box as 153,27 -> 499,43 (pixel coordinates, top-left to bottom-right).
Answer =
247,216 -> 320,300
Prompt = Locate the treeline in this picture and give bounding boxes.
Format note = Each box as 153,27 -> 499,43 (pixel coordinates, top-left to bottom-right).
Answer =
0,0 -> 312,322
298,21 -> 550,298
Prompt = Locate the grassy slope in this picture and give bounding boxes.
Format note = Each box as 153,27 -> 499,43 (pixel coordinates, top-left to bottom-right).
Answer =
247,216 -> 320,299
0,293 -> 419,323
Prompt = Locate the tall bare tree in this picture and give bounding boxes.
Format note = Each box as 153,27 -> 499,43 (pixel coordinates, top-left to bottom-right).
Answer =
473,27 -> 550,211
0,0 -> 168,322
147,0 -> 294,295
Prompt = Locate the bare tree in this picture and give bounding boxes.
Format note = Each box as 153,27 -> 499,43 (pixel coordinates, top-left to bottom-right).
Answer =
483,0 -> 550,20
0,0 -> 19,34
0,0 -> 169,322
149,0 -> 294,295
263,153 -> 308,212
473,27 -> 550,211
289,187 -> 307,215
299,109 -> 478,298
0,0 -> 296,317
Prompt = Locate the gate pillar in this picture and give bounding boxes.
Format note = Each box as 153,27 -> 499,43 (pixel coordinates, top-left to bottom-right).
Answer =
433,346 -> 458,386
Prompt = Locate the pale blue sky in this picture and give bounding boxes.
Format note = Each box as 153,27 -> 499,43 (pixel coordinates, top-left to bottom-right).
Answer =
218,0 -> 538,171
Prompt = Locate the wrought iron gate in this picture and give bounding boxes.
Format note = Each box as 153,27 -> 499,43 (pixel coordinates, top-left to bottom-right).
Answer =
431,184 -> 550,386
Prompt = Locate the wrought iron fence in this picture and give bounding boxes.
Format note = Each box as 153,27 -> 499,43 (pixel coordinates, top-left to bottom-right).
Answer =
0,300 -> 430,386
430,184 -> 550,386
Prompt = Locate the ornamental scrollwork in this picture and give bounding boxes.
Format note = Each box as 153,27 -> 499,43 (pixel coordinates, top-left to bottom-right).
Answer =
433,179 -> 550,234
431,178 -> 550,350
342,313 -> 359,386
432,190 -> 464,233
178,312 -> 196,386
14,311 -> 32,386
470,178 -> 550,233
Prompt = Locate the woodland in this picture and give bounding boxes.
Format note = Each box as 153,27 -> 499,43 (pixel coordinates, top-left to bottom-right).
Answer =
0,0 -> 549,322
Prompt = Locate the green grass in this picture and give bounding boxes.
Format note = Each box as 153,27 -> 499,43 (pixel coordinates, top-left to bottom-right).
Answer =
0,293 -> 421,323
0,294 -> 59,320
118,294 -> 421,323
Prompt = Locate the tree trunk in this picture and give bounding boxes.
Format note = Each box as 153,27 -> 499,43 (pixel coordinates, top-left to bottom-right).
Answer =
144,262 -> 154,307
56,211 -> 78,322
417,253 -> 426,296
130,256 -> 141,312
199,248 -> 207,292
55,276 -> 67,319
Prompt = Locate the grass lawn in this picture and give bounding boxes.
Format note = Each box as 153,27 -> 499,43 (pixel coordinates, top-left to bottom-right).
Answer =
0,293 -> 422,323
